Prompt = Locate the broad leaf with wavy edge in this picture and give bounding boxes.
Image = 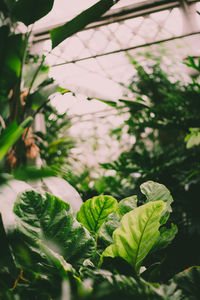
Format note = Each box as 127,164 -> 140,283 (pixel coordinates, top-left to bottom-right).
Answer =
140,181 -> 173,224
13,190 -> 95,270
117,195 -> 138,216
101,201 -> 166,274
98,212 -> 121,249
77,195 -> 118,234
150,223 -> 178,253
171,266 -> 200,299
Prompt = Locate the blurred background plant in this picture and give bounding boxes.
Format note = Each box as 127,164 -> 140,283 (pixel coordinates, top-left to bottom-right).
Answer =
74,54 -> 200,279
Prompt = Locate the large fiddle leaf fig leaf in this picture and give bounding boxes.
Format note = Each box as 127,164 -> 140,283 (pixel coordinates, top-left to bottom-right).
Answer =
5,0 -> 54,26
117,195 -> 138,216
171,266 -> 200,299
98,212 -> 121,248
101,201 -> 166,274
13,190 -> 95,270
150,223 -> 178,253
77,195 -> 118,234
50,0 -> 120,49
140,181 -> 173,224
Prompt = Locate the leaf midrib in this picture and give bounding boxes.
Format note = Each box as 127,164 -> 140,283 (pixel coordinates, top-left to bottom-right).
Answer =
94,198 -> 107,232
133,207 -> 158,272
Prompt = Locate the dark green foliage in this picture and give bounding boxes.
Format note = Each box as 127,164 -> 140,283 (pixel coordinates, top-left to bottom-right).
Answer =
14,190 -> 95,269
35,104 -> 75,166
50,0 -> 120,48
100,59 -> 200,278
0,179 -> 199,299
4,0 -> 54,26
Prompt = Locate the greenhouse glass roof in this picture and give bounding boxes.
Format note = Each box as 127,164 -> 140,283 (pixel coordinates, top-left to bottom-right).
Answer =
30,0 -> 200,114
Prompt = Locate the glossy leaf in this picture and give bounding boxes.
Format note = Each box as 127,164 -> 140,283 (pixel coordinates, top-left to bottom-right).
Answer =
0,117 -> 32,161
151,223 -> 178,253
41,176 -> 83,213
171,266 -> 200,299
13,190 -> 95,269
50,0 -> 119,49
5,0 -> 54,26
140,181 -> 173,224
0,179 -> 31,228
30,83 -> 59,110
117,195 -> 138,216
98,212 -> 121,248
77,195 -> 118,233
81,268 -> 165,299
101,201 -> 166,273
38,241 -> 75,279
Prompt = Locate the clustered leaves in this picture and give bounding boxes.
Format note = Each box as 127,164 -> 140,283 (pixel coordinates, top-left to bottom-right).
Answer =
2,179 -> 197,299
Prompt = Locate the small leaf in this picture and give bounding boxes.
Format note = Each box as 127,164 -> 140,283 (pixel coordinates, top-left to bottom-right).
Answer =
140,181 -> 173,224
77,195 -> 118,233
23,64 -> 49,91
101,201 -> 166,274
30,83 -> 59,110
50,0 -> 119,48
0,117 -> 33,161
117,195 -> 138,216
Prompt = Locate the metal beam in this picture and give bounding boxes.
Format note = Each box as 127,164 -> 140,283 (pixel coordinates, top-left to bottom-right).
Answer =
33,0 -> 199,43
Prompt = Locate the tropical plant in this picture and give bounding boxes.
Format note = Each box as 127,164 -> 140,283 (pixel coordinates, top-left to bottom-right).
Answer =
98,56 -> 200,279
0,0 -> 120,170
0,177 -> 199,299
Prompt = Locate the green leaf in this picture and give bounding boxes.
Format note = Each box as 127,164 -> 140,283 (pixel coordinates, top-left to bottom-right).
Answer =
23,64 -> 49,91
153,282 -> 183,300
119,98 -> 149,109
101,201 -> 166,273
185,128 -> 200,149
13,190 -> 95,270
0,214 -> 18,285
0,32 -> 25,100
0,179 -> 32,228
98,212 -> 121,248
5,0 -> 54,26
30,83 -> 59,110
50,0 -> 120,49
117,195 -> 138,216
140,181 -> 173,224
81,268 -> 164,299
171,266 -> 200,299
13,167 -> 56,181
77,195 -> 118,234
0,117 -> 33,161
38,241 -> 75,280
150,223 -> 178,253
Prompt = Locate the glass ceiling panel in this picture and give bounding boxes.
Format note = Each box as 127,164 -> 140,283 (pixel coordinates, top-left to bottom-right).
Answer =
30,1 -> 200,113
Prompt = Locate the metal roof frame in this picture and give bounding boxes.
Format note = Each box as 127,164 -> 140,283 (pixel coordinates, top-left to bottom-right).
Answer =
33,0 -> 199,43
